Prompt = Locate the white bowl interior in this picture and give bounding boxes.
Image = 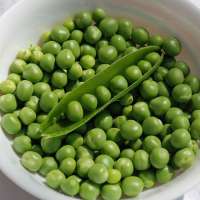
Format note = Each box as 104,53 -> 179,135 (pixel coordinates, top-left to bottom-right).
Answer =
0,0 -> 200,200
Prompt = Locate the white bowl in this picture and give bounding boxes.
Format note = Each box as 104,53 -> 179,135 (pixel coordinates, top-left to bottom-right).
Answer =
1,0 -> 200,199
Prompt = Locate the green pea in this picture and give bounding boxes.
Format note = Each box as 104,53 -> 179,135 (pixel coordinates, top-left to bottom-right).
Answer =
175,61 -> 190,76
96,64 -> 110,73
118,19 -> 133,40
131,102 -> 150,122
76,145 -> 94,159
40,53 -> 55,73
10,59 -> 26,74
77,157 -> 94,178
60,176 -> 80,196
80,55 -> 95,69
149,35 -> 163,46
80,181 -> 100,200
184,74 -> 200,93
165,68 -> 184,87
173,148 -> 195,169
102,140 -> 120,159
16,80 -> 33,101
140,80 -> 158,100
125,65 -> 142,83
124,46 -> 138,55
149,96 -> 171,116
80,93 -> 98,112
158,81 -> 169,97
165,107 -> 183,123
88,163 -> 108,184
192,110 -> 200,121
25,95 -> 39,112
82,69 -> 96,81
120,120 -> 142,140
145,52 -> 161,65
80,44 -> 96,57
86,128 -> 106,150
46,169 -> 65,189
101,184 -> 122,200
40,91 -> 58,112
34,82 -> 51,97
190,119 -> 200,139
41,137 -> 62,154
143,136 -> 161,153
120,149 -> 134,160
30,50 -> 43,64
171,116 -> 190,130
0,80 -> 16,94
96,85 -> 111,105
63,40 -> 80,58
13,135 -> 32,155
156,166 -> 174,184
121,176 -> 144,197
99,17 -> 118,38
27,123 -> 41,139
119,93 -> 133,106
56,145 -> 76,162
107,169 -> 121,184
32,144 -> 45,156
84,26 -> 102,44
142,116 -> 163,135
132,27 -> 149,45
150,147 -> 169,169
21,151 -> 42,172
70,29 -> 83,44
74,11 -> 92,29
130,138 -> 142,151
162,56 -> 176,69
133,150 -> 150,170
17,48 -> 31,61
68,62 -> 83,80
19,107 -> 36,125
188,140 -> 199,155
40,31 -> 51,43
98,45 -> 118,64
163,37 -> 181,56
42,41 -> 61,55
192,93 -> 200,110
122,105 -> 132,117
1,113 -> 21,135
106,128 -> 121,144
162,134 -> 175,153
8,73 -> 21,85
39,157 -> 58,176
59,157 -> 76,176
110,75 -> 128,93
56,49 -> 75,69
139,170 -> 156,189
92,8 -> 106,22
110,34 -> 126,52
36,114 -> 48,123
95,112 -> 113,131
113,115 -> 127,128
0,94 -> 17,113
51,71 -> 68,89
66,133 -> 83,149
50,25 -> 70,43
95,154 -> 114,169
137,60 -> 152,74
96,40 -> 109,50
63,17 -> 75,31
41,73 -> 51,83
153,67 -> 168,82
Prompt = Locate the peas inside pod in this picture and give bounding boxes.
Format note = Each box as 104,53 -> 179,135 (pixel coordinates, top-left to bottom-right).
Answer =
0,7 -> 199,200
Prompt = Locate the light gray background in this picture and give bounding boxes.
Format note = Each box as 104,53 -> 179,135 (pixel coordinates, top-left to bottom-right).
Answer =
0,0 -> 198,199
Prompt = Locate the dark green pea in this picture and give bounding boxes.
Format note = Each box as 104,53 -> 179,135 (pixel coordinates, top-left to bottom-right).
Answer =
122,105 -> 132,117
162,135 -> 175,154
172,84 -> 192,103
156,166 -> 174,184
137,60 -> 152,74
160,124 -> 172,139
118,19 -> 133,40
131,102 -> 151,122
13,135 -> 32,154
190,119 -> 200,139
98,45 -> 118,64
120,120 -> 142,140
125,65 -> 142,83
82,69 -> 95,81
80,44 -> 96,57
153,67 -> 168,81
51,71 -> 68,89
133,150 -> 150,171
102,140 -> 120,159
50,25 -> 70,43
40,91 -> 58,112
63,18 -> 75,31
74,11 -> 92,29
84,26 -> 102,44
175,61 -> 190,76
158,81 -> 169,97
39,157 -> 58,176
145,52 -> 161,65
34,82 -> 51,97
0,94 -> 17,113
66,133 -> 83,149
40,53 -> 55,73
70,29 -> 83,44
8,73 -> 21,85
149,96 -> 171,116
120,149 -> 135,160
93,8 -> 107,22
124,46 -> 138,55
132,27 -> 149,45
163,37 -> 182,56
150,147 -> 169,169
140,80 -> 159,100
162,56 -> 176,69
41,73 -> 51,83
69,62 -> 83,80
101,184 -> 122,200
95,112 -> 113,131
10,59 -> 26,74
16,80 -> 33,101
149,35 -> 163,46
143,136 -> 161,153
0,80 -> 16,94
184,74 -> 200,94
171,116 -> 190,130
165,68 -> 184,87
41,137 -> 62,154
42,41 -> 61,55
96,85 -> 111,105
192,93 -> 200,110
66,101 -> 84,122
119,93 -> 133,106
165,107 -> 183,123
108,102 -> 122,116
63,40 -> 80,59
110,75 -> 128,93
99,17 -> 118,38
81,93 -> 98,112
56,49 -> 75,69
173,148 -> 195,169
143,116 -> 163,135
110,34 -> 126,52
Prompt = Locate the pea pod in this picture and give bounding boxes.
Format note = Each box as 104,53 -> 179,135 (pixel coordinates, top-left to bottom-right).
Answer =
42,46 -> 163,137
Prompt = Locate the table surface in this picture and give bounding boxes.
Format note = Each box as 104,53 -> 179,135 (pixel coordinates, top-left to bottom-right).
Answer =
0,0 -> 199,200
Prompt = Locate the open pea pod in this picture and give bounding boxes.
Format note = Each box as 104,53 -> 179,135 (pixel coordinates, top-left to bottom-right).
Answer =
42,46 -> 163,137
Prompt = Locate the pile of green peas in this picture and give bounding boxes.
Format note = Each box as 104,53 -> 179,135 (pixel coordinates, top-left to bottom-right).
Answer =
0,7 -> 200,200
